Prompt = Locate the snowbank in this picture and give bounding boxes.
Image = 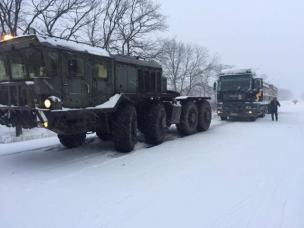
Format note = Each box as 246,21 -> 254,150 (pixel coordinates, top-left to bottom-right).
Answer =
0,126 -> 55,144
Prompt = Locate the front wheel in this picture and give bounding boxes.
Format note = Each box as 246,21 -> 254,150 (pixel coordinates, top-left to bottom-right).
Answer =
58,133 -> 86,148
96,131 -> 112,141
113,104 -> 137,153
220,116 -> 227,121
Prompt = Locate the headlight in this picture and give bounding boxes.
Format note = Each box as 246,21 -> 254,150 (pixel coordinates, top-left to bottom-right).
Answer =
44,99 -> 52,109
248,111 -> 253,114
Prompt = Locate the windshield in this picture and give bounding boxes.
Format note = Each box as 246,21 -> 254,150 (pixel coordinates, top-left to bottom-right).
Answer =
218,75 -> 252,91
25,48 -> 45,78
2,48 -> 45,81
0,57 -> 7,81
10,52 -> 27,80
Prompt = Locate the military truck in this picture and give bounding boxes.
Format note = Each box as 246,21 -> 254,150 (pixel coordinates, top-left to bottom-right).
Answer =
215,69 -> 277,121
0,35 -> 212,152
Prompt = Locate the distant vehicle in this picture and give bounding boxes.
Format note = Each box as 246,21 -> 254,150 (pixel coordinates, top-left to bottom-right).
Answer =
0,35 -> 212,152
214,69 -> 278,121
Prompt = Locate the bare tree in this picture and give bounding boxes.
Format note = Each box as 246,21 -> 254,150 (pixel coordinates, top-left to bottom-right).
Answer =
116,0 -> 166,55
86,0 -> 129,49
84,0 -> 166,55
23,0 -> 97,39
158,38 -> 221,96
0,0 -> 23,36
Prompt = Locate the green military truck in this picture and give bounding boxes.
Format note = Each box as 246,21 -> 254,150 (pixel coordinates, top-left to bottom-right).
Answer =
215,69 -> 278,121
0,35 -> 212,152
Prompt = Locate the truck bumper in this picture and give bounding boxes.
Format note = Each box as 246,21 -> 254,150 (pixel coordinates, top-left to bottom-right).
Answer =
0,107 -> 46,129
217,110 -> 258,119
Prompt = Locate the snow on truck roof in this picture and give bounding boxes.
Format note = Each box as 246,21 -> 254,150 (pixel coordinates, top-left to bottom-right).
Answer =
1,36 -> 161,68
0,35 -> 110,57
220,68 -> 255,76
36,36 -> 110,57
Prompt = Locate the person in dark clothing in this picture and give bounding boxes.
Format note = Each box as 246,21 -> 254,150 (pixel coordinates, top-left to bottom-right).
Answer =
269,97 -> 281,121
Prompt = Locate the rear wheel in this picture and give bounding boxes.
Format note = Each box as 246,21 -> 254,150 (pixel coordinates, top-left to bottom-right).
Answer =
197,101 -> 212,132
113,104 -> 137,153
177,101 -> 198,135
143,103 -> 167,145
58,133 -> 86,148
220,116 -> 227,121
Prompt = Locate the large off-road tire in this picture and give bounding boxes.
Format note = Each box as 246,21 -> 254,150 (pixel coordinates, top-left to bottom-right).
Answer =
58,133 -> 86,148
137,104 -> 148,134
96,131 -> 112,141
113,104 -> 137,153
177,101 -> 199,135
143,103 -> 167,145
220,116 -> 227,121
250,117 -> 257,122
197,101 -> 212,132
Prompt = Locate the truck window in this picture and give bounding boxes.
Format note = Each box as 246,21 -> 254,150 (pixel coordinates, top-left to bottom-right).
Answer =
10,54 -> 26,80
150,71 -> 156,92
25,48 -> 45,78
144,71 -> 150,91
68,58 -> 84,77
156,72 -> 161,92
0,57 -> 7,81
138,70 -> 145,92
48,51 -> 58,76
95,63 -> 108,79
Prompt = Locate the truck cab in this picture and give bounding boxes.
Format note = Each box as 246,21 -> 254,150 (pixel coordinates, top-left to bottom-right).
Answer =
0,35 -> 212,152
216,69 -> 267,121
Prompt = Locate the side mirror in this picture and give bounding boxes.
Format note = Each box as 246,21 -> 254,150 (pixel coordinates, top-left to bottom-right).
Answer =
213,82 -> 217,91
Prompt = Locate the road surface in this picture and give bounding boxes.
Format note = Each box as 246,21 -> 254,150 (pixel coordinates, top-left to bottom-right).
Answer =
1,101 -> 303,228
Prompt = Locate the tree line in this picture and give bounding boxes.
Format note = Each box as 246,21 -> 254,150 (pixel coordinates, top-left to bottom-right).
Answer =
0,0 -> 225,96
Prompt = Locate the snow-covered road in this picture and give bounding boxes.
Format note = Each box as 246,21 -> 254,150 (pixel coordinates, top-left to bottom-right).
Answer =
1,102 -> 304,228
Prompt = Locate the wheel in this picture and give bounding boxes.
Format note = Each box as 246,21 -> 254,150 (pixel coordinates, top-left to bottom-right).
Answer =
250,117 -> 257,122
113,104 -> 137,153
96,131 -> 112,141
197,101 -> 212,132
58,133 -> 86,148
137,103 -> 148,134
143,103 -> 167,145
177,101 -> 198,135
220,116 -> 227,121
259,113 -> 266,118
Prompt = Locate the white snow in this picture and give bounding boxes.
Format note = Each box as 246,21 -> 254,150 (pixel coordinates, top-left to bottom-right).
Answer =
0,101 -> 304,228
221,68 -> 254,75
88,94 -> 121,109
25,81 -> 34,85
0,126 -> 55,144
37,36 -> 110,58
48,96 -> 62,103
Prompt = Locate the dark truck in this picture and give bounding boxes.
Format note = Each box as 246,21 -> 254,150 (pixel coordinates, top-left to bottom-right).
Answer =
0,35 -> 212,152
215,69 -> 277,121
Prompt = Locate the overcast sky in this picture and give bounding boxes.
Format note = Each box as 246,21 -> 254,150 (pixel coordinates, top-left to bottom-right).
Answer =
158,0 -> 304,96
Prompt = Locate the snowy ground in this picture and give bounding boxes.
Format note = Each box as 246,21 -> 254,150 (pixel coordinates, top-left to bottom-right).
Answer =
1,101 -> 304,228
0,126 -> 54,144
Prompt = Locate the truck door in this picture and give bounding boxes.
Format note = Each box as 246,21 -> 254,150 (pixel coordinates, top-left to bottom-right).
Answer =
62,53 -> 92,108
88,57 -> 113,106
254,78 -> 263,102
